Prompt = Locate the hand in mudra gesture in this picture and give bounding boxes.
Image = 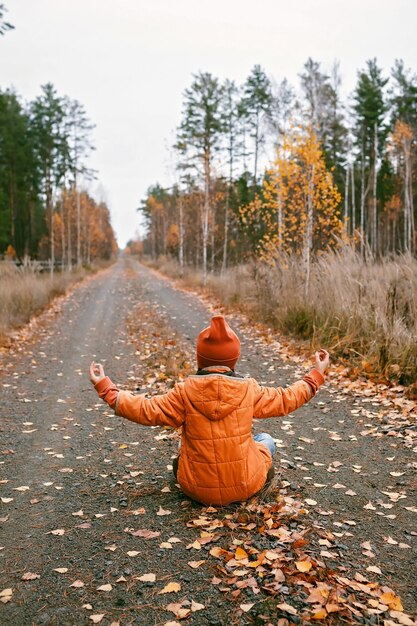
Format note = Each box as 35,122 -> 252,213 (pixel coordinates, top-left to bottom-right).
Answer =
314,349 -> 330,375
89,361 -> 106,385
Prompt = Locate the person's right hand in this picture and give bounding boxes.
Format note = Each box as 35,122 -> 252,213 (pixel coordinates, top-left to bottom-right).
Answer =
314,349 -> 330,375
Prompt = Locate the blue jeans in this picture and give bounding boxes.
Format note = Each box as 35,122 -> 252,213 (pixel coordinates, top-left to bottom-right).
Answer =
253,432 -> 276,456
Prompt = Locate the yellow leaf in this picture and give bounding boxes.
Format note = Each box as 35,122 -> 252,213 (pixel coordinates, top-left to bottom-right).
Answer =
311,608 -> 327,620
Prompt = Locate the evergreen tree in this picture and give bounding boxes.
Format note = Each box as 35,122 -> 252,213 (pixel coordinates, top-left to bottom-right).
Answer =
30,83 -> 69,271
63,97 -> 95,268
221,79 -> 241,271
175,72 -> 223,282
240,65 -> 272,187
0,90 -> 41,257
0,3 -> 13,36
353,59 -> 388,253
390,60 -> 417,129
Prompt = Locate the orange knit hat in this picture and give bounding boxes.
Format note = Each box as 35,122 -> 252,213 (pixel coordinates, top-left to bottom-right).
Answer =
196,315 -> 240,370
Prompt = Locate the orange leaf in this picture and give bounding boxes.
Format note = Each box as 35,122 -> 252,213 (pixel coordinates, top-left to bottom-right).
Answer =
295,560 -> 312,572
235,547 -> 248,560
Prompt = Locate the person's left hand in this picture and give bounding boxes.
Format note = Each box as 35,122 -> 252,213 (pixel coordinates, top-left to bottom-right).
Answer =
89,361 -> 106,385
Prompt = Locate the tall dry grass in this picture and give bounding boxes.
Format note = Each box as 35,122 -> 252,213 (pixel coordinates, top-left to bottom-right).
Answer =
148,248 -> 417,385
0,262 -> 89,340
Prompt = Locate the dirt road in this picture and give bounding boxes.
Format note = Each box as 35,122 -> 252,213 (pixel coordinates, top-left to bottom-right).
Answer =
0,259 -> 416,625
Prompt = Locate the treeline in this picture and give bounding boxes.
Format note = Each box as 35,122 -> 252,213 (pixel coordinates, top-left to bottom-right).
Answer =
138,58 -> 417,280
0,83 -> 117,265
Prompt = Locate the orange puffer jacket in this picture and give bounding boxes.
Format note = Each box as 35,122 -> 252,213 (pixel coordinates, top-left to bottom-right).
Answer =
95,367 -> 324,505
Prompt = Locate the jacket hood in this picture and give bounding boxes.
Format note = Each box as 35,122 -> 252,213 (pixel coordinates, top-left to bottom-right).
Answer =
183,372 -> 250,421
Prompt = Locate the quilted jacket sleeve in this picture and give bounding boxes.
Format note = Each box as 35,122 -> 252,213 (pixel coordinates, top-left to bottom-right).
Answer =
252,368 -> 325,418
94,376 -> 186,428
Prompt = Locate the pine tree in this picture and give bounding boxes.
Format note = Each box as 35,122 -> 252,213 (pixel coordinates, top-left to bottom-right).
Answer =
64,98 -> 95,268
240,65 -> 272,187
221,79 -> 241,272
0,3 -> 13,36
30,83 -> 69,272
353,59 -> 388,254
0,90 -> 41,257
176,72 -> 224,283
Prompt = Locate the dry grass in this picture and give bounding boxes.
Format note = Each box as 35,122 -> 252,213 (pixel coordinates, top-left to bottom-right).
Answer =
0,262 -> 90,340
147,248 -> 417,385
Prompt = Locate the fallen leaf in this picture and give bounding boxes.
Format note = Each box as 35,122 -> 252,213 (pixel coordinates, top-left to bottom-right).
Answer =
295,560 -> 312,572
49,528 -> 65,535
166,603 -> 190,619
366,565 -> 382,575
277,602 -> 297,615
53,568 -> 68,574
21,572 -> 40,581
97,583 -> 112,592
235,546 -> 248,560
70,580 -> 84,588
240,603 -> 255,612
131,529 -> 160,539
158,582 -> 181,594
89,615 -> 105,624
0,588 -> 13,603
191,600 -> 205,612
13,486 -> 30,492
157,506 -> 172,516
127,551 -> 140,557
188,560 -> 205,569
136,573 -> 156,582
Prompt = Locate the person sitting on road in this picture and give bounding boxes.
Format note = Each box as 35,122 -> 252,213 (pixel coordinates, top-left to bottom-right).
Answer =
89,315 -> 329,506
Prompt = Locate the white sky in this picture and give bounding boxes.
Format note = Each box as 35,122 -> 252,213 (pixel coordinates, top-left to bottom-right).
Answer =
1,0 -> 416,247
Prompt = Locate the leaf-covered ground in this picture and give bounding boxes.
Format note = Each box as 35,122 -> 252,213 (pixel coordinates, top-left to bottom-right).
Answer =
0,259 -> 415,626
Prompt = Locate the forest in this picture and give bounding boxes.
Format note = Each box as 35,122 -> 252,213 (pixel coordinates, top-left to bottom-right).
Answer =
0,82 -> 117,265
137,59 -> 417,279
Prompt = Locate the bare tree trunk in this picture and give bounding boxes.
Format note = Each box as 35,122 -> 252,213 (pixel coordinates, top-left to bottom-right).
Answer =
372,123 -> 378,255
76,185 -> 81,267
61,197 -> 65,269
202,152 -> 210,285
403,138 -> 414,254
351,163 -> 356,236
221,190 -> 229,274
344,165 -> 349,231
253,112 -> 259,186
178,192 -> 184,276
304,164 -> 315,296
277,186 -> 282,250
360,139 -> 366,257
46,180 -> 55,277
67,194 -> 72,271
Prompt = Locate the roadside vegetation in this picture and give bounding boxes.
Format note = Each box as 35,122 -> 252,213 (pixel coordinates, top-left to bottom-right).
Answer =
145,247 -> 417,387
0,260 -> 111,342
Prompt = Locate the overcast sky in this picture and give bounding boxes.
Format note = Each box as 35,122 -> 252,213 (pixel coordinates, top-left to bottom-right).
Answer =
1,0 -> 416,247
